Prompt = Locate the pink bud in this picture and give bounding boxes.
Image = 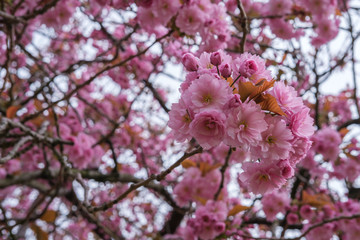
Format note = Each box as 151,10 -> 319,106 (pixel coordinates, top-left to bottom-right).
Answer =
214,222 -> 225,232
181,53 -> 199,71
300,205 -> 314,219
220,63 -> 231,78
286,213 -> 299,225
210,52 -> 222,66
277,160 -> 294,179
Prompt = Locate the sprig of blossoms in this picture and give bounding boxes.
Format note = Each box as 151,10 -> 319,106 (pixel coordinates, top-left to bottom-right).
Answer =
169,50 -> 315,194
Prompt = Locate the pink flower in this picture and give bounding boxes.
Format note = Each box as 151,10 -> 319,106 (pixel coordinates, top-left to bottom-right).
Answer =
224,100 -> 268,148
304,223 -> 335,240
252,116 -> 293,161
187,73 -> 232,112
272,81 -> 304,114
182,53 -> 199,72
189,110 -> 226,149
239,59 -> 258,78
300,205 -> 314,220
176,5 -> 205,35
210,51 -> 222,66
65,133 -> 96,169
174,167 -> 221,206
311,126 -> 341,161
152,0 -> 181,25
190,200 -> 228,239
220,63 -> 232,78
267,18 -> 304,40
277,159 -> 295,179
239,161 -> 286,195
168,98 -> 193,142
137,7 -> 168,35
262,191 -> 290,221
223,94 -> 242,114
289,107 -> 315,138
232,53 -> 272,83
298,0 -> 336,17
311,16 -> 340,47
286,213 -> 299,224
180,72 -> 198,93
289,137 -> 312,167
265,0 -> 292,15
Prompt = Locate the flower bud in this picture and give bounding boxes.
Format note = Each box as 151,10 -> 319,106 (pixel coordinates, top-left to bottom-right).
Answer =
220,63 -> 231,78
181,53 -> 199,71
214,222 -> 225,232
210,52 -> 221,66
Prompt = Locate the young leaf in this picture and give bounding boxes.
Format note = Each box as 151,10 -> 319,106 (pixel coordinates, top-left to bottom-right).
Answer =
6,105 -> 20,119
40,210 -> 57,223
181,159 -> 197,169
258,94 -> 286,116
228,204 -> 251,216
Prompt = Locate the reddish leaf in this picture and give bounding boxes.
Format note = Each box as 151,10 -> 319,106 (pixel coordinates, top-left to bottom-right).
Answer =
238,81 -> 257,102
228,204 -> 251,216
6,105 -> 20,119
30,223 -> 48,240
258,94 -> 286,116
181,159 -> 197,169
301,190 -> 334,209
40,210 -> 57,223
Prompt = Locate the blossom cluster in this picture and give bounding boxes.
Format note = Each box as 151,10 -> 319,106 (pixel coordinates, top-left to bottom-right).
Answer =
169,51 -> 315,194
180,201 -> 228,240
226,0 -> 341,47
137,0 -> 230,51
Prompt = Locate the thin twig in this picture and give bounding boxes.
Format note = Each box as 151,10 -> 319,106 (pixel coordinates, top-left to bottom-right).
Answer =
89,147 -> 203,212
214,147 -> 232,200
237,0 -> 249,53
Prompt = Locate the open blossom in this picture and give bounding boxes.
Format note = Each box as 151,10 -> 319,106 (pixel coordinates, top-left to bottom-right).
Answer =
168,98 -> 193,142
265,0 -> 292,15
252,116 -> 293,160
176,5 -> 205,35
272,81 -> 304,114
311,16 -> 340,47
262,191 -> 290,221
186,73 -> 233,112
239,161 -> 286,195
224,100 -> 268,148
290,107 -> 315,138
289,137 -> 312,167
189,110 -> 226,149
152,0 -> 181,25
182,200 -> 228,240
267,18 -> 304,40
311,126 -> 341,161
173,167 -> 221,206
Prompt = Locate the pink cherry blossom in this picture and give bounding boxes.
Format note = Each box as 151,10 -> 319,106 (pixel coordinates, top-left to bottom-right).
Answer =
239,161 -> 286,195
224,100 -> 268,148
176,5 -> 205,35
189,110 -> 226,149
186,73 -> 232,112
252,115 -> 293,161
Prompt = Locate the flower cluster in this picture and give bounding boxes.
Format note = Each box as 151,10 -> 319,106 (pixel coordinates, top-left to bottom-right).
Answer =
180,200 -> 228,240
137,0 -> 230,51
169,51 -> 314,194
